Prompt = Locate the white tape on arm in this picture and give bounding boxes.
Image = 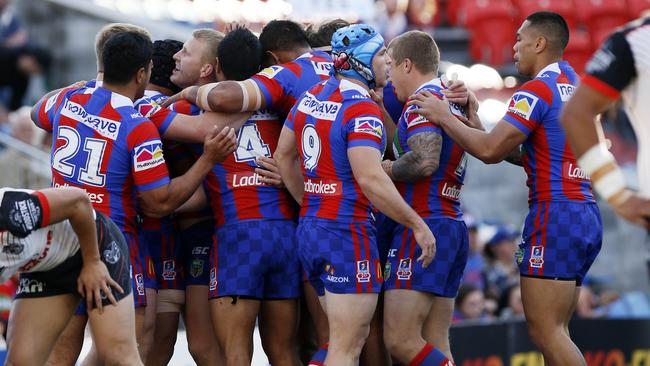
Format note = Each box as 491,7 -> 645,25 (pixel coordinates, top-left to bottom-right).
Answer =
578,143 -> 615,175
578,143 -> 627,204
197,83 -> 218,112
238,81 -> 250,113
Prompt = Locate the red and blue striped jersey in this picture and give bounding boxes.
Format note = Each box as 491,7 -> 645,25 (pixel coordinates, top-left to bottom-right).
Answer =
133,89 -> 178,135
206,109 -> 296,226
251,50 -> 333,115
33,86 -> 171,235
503,61 -> 594,204
287,77 -> 386,222
393,78 -> 467,219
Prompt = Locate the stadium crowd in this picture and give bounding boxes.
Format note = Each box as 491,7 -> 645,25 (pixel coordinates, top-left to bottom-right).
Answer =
0,1 -> 648,365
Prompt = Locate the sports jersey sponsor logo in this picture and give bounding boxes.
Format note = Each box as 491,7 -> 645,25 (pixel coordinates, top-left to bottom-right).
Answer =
397,258 -> 412,280
515,246 -> 524,264
441,182 -> 462,200
190,259 -> 204,278
406,112 -> 429,128
507,91 -> 539,121
209,267 -> 217,290
53,182 -> 105,204
249,109 -> 278,120
44,91 -> 61,113
564,162 -> 590,181
103,241 -> 121,264
529,246 -> 544,269
9,197 -> 42,235
162,260 -> 176,280
557,83 -> 575,102
61,99 -> 121,140
356,260 -> 371,283
2,241 -> 24,255
586,46 -> 615,74
135,273 -> 145,295
227,172 -> 268,189
136,100 -> 161,118
455,153 -> 468,177
326,275 -> 350,283
19,230 -> 53,271
311,61 -> 332,76
16,278 -> 44,294
384,261 -> 392,281
297,93 -> 342,121
258,65 -> 283,79
134,140 -> 165,172
304,178 -> 342,196
354,117 -> 383,139
191,246 -> 210,255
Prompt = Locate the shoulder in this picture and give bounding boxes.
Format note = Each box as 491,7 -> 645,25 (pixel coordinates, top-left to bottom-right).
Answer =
515,79 -> 553,105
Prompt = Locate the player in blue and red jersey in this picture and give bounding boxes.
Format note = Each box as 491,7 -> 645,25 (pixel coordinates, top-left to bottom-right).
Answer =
378,30 -> 470,366
275,24 -> 436,365
196,28 -> 301,365
31,31 -> 236,363
410,12 -> 603,366
170,20 -> 333,118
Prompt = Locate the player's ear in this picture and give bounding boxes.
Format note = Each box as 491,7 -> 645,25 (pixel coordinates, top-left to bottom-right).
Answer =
266,51 -> 280,66
200,62 -> 215,79
136,67 -> 147,85
535,35 -> 547,54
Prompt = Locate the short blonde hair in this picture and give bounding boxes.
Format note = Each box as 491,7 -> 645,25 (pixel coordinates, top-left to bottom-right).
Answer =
388,30 -> 440,75
191,28 -> 224,64
95,23 -> 152,71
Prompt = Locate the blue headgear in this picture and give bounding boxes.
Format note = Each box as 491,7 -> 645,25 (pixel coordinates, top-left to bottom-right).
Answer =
331,24 -> 385,88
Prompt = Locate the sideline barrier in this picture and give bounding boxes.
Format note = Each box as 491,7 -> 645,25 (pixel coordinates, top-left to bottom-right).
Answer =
450,318 -> 650,366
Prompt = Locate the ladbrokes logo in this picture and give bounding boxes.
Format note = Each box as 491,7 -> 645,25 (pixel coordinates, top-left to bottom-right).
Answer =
297,93 -> 341,121
227,171 -> 268,189
440,182 -> 462,200
134,140 -> 165,172
61,99 -> 121,140
564,162 -> 590,181
304,178 -> 342,196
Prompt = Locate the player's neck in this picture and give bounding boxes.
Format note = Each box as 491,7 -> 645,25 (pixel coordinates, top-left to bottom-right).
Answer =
102,81 -> 138,102
531,55 -> 563,78
404,71 -> 438,98
147,84 -> 174,97
276,47 -> 312,63
338,75 -> 370,91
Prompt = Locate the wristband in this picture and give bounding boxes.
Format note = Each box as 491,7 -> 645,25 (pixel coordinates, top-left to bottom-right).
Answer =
196,83 -> 218,112
578,143 -> 615,176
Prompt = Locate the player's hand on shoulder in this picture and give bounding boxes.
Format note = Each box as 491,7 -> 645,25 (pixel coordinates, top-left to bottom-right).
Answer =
442,78 -> 469,106
77,259 -> 124,314
461,92 -> 484,131
162,86 -> 197,108
413,221 -> 436,268
408,90 -> 453,123
611,190 -> 650,229
369,87 -> 384,105
203,125 -> 237,163
255,156 -> 285,188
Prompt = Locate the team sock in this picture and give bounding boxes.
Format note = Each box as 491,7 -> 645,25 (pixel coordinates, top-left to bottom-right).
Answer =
407,343 -> 453,366
308,343 -> 329,366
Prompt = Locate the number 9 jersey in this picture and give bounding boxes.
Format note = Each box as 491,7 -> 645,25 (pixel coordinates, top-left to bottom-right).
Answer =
33,86 -> 171,236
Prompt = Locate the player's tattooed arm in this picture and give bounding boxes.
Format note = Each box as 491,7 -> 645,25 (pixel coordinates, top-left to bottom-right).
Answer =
384,132 -> 442,182
505,145 -> 524,166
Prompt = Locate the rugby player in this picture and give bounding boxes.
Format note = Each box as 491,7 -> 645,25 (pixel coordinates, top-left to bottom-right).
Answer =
2,187 -> 139,366
409,12 -> 603,366
275,24 -> 436,365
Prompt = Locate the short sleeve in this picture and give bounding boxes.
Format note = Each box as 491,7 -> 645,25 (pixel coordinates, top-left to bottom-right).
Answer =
127,120 -> 171,191
33,87 -> 75,132
344,101 -> 386,151
583,30 -> 637,99
503,80 -> 551,136
134,97 -> 178,136
170,100 -> 202,116
251,65 -> 297,112
403,103 -> 442,140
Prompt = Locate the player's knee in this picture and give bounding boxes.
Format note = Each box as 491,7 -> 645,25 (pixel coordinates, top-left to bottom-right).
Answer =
101,341 -> 140,366
187,336 -> 213,361
6,348 -> 43,366
526,320 -> 556,347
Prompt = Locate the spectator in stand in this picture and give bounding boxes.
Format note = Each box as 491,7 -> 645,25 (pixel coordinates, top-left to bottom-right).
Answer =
483,225 -> 520,298
498,284 -> 525,320
369,0 -> 408,41
0,274 -> 17,339
453,284 -> 490,324
0,0 -> 27,48
460,214 -> 486,289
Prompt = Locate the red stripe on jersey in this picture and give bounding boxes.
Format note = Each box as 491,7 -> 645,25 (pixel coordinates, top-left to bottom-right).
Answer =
582,75 -> 620,100
525,80 -> 554,105
359,224 -> 372,293
342,101 -> 381,122
350,223 -> 363,294
33,191 -> 50,227
532,126 -> 552,202
439,144 -> 464,218
205,172 -> 225,227
561,141 -> 587,201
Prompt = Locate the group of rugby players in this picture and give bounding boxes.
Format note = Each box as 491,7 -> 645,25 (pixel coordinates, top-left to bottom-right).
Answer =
1,7 -> 648,366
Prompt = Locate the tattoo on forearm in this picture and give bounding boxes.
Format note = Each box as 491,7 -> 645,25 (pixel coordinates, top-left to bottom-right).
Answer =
391,133 -> 443,182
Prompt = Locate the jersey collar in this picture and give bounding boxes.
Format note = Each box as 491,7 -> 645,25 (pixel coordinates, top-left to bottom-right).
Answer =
536,61 -> 566,78
339,79 -> 370,98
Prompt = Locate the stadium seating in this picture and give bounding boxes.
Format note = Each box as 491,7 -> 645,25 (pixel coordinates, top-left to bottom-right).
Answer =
576,0 -> 629,47
627,0 -> 650,19
563,29 -> 592,74
514,0 -> 577,28
461,0 -> 517,66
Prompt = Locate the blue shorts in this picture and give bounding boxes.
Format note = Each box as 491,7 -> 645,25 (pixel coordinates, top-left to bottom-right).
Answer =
384,218 -> 468,297
180,220 -> 214,286
517,201 -> 602,286
129,231 -> 156,307
298,217 -> 383,297
209,219 -> 300,299
375,212 -> 397,267
143,221 -> 185,290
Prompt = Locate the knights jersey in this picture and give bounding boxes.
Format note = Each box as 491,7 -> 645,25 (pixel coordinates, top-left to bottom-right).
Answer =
134,89 -> 178,135
33,86 -> 171,235
582,17 -> 650,196
251,50 -> 333,115
503,61 -> 594,204
287,77 -> 386,222
0,188 -> 79,282
393,78 -> 467,219
206,109 -> 296,226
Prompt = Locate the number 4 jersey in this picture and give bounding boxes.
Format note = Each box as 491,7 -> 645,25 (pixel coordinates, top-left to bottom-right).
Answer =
33,86 -> 171,236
